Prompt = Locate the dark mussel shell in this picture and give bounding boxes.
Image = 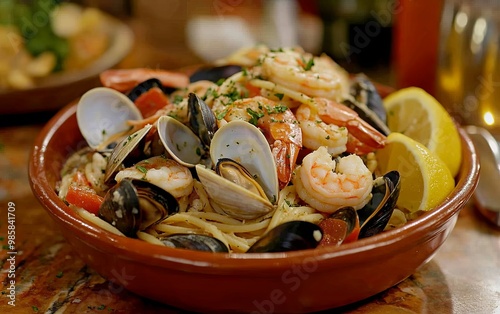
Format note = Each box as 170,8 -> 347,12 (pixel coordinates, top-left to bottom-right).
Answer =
98,178 -> 179,237
357,170 -> 401,239
127,78 -> 166,102
318,207 -> 360,246
351,74 -> 386,123
188,92 -> 217,147
189,65 -> 242,83
329,206 -> 359,236
343,74 -> 390,136
247,221 -> 323,253
160,234 -> 229,253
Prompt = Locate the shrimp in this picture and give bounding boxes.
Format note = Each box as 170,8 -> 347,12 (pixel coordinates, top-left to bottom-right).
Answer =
217,96 -> 302,188
295,102 -> 349,156
100,68 -> 189,92
114,156 -> 193,199
292,146 -> 373,213
313,97 -> 386,155
259,49 -> 350,101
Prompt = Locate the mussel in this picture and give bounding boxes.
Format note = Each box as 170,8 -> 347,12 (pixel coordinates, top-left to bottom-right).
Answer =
318,206 -> 359,246
127,78 -> 166,102
247,221 -> 323,253
318,170 -> 401,245
77,87 -> 143,151
188,93 -> 217,147
98,178 -> 179,237
342,74 -> 390,136
160,234 -> 229,252
189,65 -> 242,83
357,170 -> 401,238
350,74 -> 387,124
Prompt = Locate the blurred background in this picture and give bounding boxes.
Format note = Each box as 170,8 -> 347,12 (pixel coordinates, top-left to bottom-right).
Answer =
1,0 -> 499,132
0,0 -> 435,89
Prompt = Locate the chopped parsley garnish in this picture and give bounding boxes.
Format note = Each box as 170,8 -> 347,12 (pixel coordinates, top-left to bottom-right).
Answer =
301,56 -> 315,71
56,271 -> 64,278
216,109 -> 229,120
173,95 -> 184,104
274,93 -> 284,100
247,108 -> 264,126
216,78 -> 226,86
136,165 -> 148,174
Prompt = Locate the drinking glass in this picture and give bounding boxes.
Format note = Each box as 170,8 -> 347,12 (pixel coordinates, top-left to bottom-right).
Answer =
435,0 -> 500,134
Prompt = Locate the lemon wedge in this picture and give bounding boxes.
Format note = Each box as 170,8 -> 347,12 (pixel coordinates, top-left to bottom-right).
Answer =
383,87 -> 462,177
376,132 -> 455,213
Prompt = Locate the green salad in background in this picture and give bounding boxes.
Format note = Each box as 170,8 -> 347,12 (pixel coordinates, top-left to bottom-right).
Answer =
0,0 -> 111,90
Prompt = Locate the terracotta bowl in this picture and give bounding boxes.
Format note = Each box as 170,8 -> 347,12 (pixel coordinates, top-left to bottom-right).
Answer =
29,101 -> 479,313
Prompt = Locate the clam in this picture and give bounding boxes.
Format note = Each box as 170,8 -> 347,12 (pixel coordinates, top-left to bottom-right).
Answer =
160,234 -> 229,252
209,120 -> 279,203
155,93 -> 216,167
156,115 -> 206,167
104,124 -> 153,184
195,120 -> 280,220
195,159 -> 274,220
98,178 -> 179,237
77,87 -> 143,151
247,221 -> 323,253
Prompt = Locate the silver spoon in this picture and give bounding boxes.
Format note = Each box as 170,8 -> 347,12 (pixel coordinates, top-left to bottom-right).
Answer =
464,125 -> 500,226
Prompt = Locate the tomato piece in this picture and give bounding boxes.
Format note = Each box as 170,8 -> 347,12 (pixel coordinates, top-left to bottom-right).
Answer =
65,185 -> 104,215
134,87 -> 170,118
245,81 -> 262,98
343,227 -> 360,244
72,171 -> 91,187
318,218 -> 348,247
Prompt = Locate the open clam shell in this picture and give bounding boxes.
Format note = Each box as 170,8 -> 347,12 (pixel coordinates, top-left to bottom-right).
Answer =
209,120 -> 279,203
104,124 -> 153,184
196,163 -> 274,220
156,115 -> 206,167
77,87 -> 143,150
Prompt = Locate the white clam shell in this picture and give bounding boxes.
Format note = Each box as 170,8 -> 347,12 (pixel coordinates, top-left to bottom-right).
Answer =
157,115 -> 205,167
77,87 -> 143,150
196,164 -> 274,220
209,120 -> 279,203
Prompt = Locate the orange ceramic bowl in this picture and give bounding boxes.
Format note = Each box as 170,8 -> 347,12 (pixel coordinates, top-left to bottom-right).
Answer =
29,101 -> 479,313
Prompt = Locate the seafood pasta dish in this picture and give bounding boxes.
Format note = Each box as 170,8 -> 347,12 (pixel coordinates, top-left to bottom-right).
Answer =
56,46 -> 452,253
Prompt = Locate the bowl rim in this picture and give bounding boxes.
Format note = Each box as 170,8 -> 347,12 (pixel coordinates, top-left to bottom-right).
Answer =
29,101 -> 480,273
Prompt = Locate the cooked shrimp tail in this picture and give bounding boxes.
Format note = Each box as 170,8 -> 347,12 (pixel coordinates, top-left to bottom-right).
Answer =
314,98 -> 386,154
